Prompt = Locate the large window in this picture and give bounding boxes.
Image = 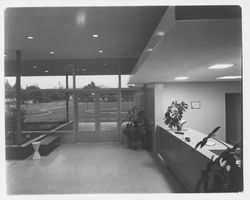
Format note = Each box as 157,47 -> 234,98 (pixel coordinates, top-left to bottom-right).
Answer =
5,77 -> 16,87
76,75 -> 119,89
21,76 -> 72,89
121,91 -> 137,121
5,75 -> 74,133
5,74 -> 140,135
17,75 -> 133,89
5,77 -> 16,104
121,75 -> 135,88
20,91 -> 73,132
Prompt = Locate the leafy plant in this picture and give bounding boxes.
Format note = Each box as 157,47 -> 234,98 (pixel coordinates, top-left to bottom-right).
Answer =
122,106 -> 136,146
194,126 -> 220,150
5,105 -> 26,144
194,128 -> 243,192
164,101 -> 188,130
122,106 -> 151,150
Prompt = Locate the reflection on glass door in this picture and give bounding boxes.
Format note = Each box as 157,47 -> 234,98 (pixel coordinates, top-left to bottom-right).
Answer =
98,93 -> 119,142
76,93 -> 97,142
76,92 -> 119,143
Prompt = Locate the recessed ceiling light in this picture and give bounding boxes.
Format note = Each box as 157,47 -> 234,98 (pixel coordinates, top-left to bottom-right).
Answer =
27,36 -> 34,40
45,70 -> 49,73
99,50 -> 104,53
175,76 -> 189,80
82,68 -> 86,71
147,48 -> 153,52
216,75 -> 241,80
50,51 -> 55,54
33,66 -> 38,69
92,34 -> 99,38
208,64 -> 234,69
156,31 -> 165,36
76,12 -> 86,26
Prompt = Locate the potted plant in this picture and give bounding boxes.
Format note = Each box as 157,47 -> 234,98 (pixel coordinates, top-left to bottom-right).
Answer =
122,106 -> 151,150
5,105 -> 26,145
164,100 -> 188,131
122,106 -> 136,148
193,127 -> 242,192
135,110 -> 151,150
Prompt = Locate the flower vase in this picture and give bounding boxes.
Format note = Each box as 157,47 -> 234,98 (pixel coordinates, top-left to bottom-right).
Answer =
177,124 -> 182,131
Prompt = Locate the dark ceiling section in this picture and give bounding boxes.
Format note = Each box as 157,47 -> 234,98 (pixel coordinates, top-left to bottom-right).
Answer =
4,6 -> 167,76
175,6 -> 241,20
5,58 -> 138,76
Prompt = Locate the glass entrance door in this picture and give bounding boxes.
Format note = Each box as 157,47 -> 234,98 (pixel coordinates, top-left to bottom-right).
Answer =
76,91 -> 119,143
76,92 -> 98,143
98,92 -> 119,142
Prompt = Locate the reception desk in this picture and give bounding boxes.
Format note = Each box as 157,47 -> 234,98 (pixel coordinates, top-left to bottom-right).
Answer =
155,125 -> 232,192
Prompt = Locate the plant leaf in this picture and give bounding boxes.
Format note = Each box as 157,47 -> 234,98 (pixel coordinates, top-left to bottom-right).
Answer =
200,139 -> 208,148
208,126 -> 220,137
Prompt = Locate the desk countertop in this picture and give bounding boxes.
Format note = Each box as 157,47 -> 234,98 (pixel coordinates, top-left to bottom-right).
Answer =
158,125 -> 232,160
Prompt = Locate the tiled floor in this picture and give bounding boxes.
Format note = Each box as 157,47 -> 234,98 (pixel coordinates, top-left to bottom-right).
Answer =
6,143 -> 186,194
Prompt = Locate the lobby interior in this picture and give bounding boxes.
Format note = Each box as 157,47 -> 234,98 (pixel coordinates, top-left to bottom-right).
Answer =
2,4 -> 245,198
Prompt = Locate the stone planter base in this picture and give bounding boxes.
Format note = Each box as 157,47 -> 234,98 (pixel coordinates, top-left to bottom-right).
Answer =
6,135 -> 47,160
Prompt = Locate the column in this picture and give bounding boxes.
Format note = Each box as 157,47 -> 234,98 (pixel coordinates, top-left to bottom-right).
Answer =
15,50 -> 22,132
65,75 -> 69,122
73,62 -> 77,143
118,62 -> 122,142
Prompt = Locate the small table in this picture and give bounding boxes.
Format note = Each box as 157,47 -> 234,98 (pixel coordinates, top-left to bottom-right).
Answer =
32,142 -> 41,159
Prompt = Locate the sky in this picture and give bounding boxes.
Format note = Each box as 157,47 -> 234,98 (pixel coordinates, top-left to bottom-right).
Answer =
5,75 -> 132,89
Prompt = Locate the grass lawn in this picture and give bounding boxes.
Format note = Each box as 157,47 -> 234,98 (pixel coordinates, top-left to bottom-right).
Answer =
22,101 -> 72,116
24,101 -> 135,123
22,101 -> 135,131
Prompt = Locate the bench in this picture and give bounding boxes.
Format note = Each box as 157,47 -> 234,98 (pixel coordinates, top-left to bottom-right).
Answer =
39,136 -> 60,156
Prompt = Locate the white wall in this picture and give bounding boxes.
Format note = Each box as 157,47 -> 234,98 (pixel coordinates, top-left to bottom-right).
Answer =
153,82 -> 241,141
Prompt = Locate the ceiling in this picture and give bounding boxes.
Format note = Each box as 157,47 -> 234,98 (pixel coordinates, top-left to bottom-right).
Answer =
4,6 -> 242,83
4,6 -> 167,76
130,6 -> 242,83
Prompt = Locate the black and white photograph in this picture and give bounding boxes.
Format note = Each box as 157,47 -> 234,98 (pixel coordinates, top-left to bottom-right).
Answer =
1,0 -> 249,200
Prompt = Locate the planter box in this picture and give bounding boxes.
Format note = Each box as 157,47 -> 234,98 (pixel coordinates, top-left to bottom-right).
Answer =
39,136 -> 60,156
6,135 -> 47,160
